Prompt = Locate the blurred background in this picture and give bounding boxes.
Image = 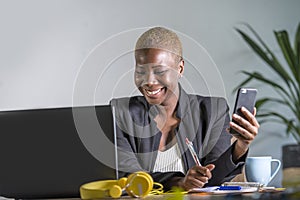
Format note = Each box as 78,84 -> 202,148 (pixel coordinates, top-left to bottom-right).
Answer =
1,0 -> 300,187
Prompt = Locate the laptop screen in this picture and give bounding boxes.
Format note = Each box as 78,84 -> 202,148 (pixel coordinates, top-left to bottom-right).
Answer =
0,105 -> 117,199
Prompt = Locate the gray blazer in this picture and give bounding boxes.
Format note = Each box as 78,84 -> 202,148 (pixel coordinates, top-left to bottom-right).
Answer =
111,85 -> 246,190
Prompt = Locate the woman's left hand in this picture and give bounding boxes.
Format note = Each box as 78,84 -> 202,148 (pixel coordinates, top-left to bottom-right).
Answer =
229,107 -> 260,159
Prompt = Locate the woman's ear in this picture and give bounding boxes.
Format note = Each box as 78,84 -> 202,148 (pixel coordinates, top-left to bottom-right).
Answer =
179,59 -> 184,75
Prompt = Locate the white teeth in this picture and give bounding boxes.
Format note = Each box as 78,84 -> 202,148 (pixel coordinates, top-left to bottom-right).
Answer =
146,88 -> 161,95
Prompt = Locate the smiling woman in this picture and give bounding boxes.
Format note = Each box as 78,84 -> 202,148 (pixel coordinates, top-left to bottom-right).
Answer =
111,27 -> 260,191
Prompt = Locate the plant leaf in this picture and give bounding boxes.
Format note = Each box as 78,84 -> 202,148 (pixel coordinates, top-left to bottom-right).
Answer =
235,28 -> 274,67
255,98 -> 269,109
275,30 -> 298,82
241,71 -> 290,96
235,25 -> 293,89
256,97 -> 286,107
295,23 -> 300,112
295,23 -> 300,70
275,30 -> 300,104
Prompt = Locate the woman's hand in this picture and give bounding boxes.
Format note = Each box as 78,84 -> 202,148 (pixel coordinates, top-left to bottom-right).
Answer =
179,164 -> 215,190
230,107 -> 260,160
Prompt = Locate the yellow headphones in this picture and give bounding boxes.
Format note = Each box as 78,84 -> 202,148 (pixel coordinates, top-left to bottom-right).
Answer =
80,171 -> 163,199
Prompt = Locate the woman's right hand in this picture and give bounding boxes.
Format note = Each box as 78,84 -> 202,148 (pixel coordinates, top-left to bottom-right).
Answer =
179,164 -> 215,190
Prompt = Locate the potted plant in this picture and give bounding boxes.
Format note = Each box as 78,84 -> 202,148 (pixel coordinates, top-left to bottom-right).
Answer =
234,22 -> 300,188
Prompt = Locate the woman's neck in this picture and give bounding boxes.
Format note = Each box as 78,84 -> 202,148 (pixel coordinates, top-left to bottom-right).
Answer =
156,103 -> 177,118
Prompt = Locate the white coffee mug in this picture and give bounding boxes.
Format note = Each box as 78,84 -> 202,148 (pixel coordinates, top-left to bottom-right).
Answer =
245,156 -> 281,186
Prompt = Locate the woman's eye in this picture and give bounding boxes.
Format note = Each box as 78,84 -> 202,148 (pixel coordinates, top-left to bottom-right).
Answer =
155,70 -> 167,75
135,71 -> 145,75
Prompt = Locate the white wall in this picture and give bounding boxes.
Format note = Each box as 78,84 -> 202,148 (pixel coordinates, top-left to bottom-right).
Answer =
1,0 -> 299,186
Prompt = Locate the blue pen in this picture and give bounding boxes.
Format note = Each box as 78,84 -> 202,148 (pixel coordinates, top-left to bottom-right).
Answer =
218,186 -> 242,190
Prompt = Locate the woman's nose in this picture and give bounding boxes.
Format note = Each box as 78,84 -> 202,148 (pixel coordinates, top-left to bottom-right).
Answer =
143,71 -> 157,85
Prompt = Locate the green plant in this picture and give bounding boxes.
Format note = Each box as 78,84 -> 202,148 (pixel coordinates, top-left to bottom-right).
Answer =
234,23 -> 300,144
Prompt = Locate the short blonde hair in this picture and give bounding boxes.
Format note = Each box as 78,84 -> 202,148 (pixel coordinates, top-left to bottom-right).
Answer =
135,27 -> 182,58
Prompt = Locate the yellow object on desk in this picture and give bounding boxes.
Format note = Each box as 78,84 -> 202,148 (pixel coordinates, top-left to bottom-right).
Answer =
80,180 -> 120,199
80,171 -> 163,199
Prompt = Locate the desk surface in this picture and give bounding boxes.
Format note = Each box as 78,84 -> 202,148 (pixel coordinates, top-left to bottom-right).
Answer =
114,191 -> 295,200
2,189 -> 299,200
30,190 -> 296,200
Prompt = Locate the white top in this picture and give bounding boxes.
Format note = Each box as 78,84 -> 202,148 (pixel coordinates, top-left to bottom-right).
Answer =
153,143 -> 185,174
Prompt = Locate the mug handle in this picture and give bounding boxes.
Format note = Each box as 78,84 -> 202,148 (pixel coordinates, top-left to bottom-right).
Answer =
270,159 -> 281,183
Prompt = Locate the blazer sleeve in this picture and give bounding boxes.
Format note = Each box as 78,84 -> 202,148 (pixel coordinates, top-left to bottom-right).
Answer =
116,125 -> 144,176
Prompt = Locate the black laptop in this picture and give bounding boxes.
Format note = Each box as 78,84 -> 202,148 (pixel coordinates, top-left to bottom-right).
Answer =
0,105 -> 118,199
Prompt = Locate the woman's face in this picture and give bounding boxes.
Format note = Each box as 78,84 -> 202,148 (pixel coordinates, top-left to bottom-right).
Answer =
134,48 -> 184,106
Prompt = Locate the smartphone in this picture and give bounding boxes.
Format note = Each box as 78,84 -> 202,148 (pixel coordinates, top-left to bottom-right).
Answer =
229,88 -> 257,136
